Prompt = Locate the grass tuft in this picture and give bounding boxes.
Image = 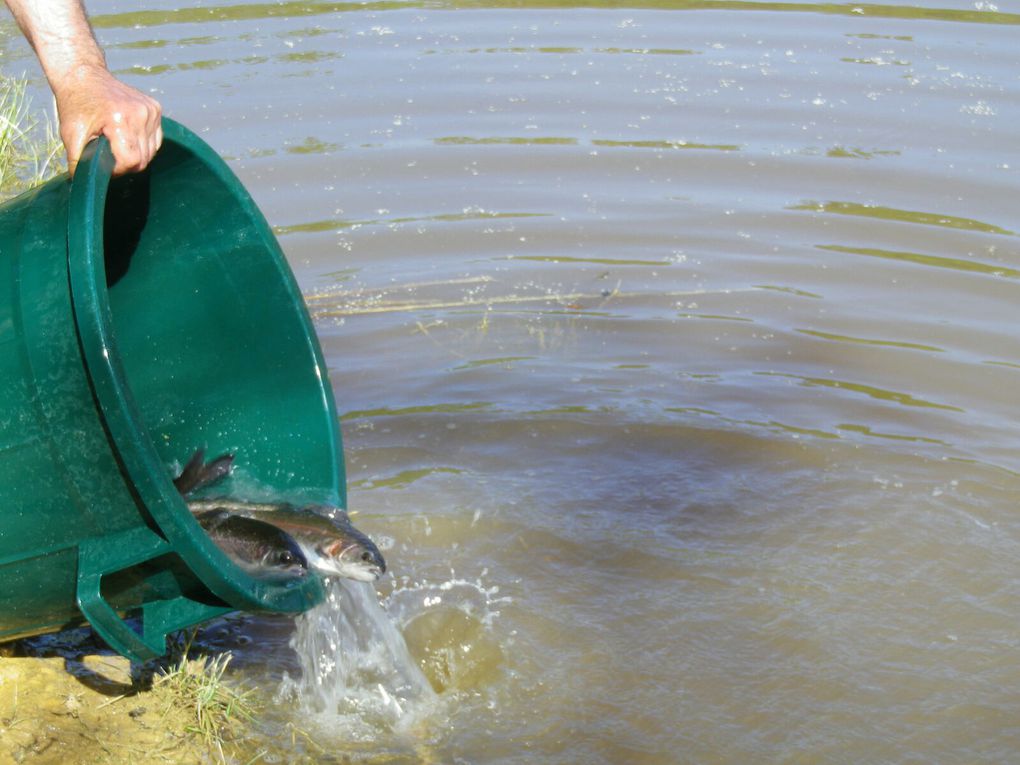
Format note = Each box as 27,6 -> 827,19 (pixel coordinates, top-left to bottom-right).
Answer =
0,73 -> 64,199
154,630 -> 259,762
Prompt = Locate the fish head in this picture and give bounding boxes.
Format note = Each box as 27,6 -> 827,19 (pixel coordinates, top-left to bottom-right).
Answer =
305,506 -> 387,581
318,537 -> 387,582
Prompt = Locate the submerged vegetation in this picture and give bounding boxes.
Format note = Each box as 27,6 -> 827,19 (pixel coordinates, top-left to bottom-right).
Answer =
0,73 -> 63,199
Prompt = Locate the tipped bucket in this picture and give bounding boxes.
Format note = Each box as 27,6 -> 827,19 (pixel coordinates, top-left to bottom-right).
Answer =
0,118 -> 344,661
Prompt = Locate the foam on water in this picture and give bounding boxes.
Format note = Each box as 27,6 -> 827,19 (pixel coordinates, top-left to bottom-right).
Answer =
277,578 -> 438,740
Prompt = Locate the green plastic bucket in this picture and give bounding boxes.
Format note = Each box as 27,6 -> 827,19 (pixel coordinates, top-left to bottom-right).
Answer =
0,118 -> 343,661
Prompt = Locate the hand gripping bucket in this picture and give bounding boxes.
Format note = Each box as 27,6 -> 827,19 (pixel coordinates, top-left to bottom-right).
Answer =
0,118 -> 344,661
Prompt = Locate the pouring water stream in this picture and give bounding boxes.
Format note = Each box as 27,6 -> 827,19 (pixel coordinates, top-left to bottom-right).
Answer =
278,577 -> 438,739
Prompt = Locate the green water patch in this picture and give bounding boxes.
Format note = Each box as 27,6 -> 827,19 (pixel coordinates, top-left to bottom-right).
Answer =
796,329 -> 945,353
519,404 -> 606,415
275,218 -> 357,235
112,39 -> 169,49
824,146 -> 901,159
671,406 -> 954,446
984,360 -> 1020,370
845,32 -> 914,40
111,35 -> 221,50
320,267 -> 360,283
792,201 -> 1014,235
817,244 -> 1020,279
454,356 -> 536,370
529,309 -> 617,317
754,284 -> 823,299
115,49 -> 338,75
756,371 -> 964,412
666,408 -> 841,441
284,136 -> 341,155
117,64 -> 175,76
341,402 -> 496,421
279,50 -> 343,64
665,405 -> 721,416
278,25 -> 341,37
89,1 -> 1020,30
836,423 -> 948,445
276,210 -> 548,236
350,467 -> 462,490
678,313 -> 754,322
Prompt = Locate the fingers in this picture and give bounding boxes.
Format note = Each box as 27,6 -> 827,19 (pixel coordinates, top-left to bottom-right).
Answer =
56,66 -> 162,177
105,92 -> 163,176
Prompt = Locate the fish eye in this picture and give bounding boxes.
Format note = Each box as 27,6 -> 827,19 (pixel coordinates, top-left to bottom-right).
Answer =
360,551 -> 374,563
278,551 -> 296,565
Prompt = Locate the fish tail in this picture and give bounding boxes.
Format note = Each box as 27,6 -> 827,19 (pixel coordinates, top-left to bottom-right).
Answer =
201,453 -> 235,489
173,449 -> 235,496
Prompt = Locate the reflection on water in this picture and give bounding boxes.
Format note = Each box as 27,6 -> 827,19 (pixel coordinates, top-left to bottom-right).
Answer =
5,0 -> 1020,760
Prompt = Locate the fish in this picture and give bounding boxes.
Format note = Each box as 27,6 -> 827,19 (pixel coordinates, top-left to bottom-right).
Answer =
194,508 -> 309,581
174,448 -> 387,582
188,499 -> 387,583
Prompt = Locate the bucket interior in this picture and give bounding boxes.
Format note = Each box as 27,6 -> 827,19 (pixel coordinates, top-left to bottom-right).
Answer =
68,119 -> 343,613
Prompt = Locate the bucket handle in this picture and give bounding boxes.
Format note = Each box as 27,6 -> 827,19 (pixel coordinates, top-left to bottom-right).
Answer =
77,525 -> 232,661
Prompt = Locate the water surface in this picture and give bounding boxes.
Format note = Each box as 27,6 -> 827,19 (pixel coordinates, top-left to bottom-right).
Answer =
4,0 -> 1020,761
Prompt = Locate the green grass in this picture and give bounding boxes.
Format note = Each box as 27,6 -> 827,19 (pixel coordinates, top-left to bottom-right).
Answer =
153,630 -> 260,763
0,73 -> 64,199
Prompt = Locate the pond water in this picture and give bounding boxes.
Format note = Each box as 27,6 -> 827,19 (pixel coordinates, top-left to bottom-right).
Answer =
4,0 -> 1020,762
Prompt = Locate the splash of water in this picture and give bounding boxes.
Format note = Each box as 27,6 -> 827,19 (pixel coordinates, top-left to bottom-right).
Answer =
278,577 -> 438,740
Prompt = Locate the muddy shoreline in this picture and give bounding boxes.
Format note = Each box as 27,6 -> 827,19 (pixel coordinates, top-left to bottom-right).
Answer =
0,633 -> 247,765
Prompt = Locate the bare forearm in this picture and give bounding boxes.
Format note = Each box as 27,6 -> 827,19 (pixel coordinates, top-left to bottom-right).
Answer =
4,0 -> 105,93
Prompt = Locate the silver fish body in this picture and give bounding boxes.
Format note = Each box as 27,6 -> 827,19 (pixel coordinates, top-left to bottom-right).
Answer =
188,499 -> 387,582
195,509 -> 309,581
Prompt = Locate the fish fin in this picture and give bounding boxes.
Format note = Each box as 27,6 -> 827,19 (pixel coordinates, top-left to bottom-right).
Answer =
172,448 -> 207,494
174,450 -> 235,496
199,453 -> 235,490
193,508 -> 232,531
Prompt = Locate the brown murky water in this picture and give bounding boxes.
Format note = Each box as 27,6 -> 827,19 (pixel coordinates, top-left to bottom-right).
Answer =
4,1 -> 1020,762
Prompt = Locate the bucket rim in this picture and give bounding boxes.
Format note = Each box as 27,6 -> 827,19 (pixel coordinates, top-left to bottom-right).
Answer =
66,117 -> 330,614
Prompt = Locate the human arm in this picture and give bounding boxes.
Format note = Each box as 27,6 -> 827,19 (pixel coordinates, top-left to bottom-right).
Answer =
3,0 -> 162,176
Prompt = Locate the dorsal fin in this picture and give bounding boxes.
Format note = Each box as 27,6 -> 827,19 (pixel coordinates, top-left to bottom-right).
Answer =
173,448 -> 207,494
